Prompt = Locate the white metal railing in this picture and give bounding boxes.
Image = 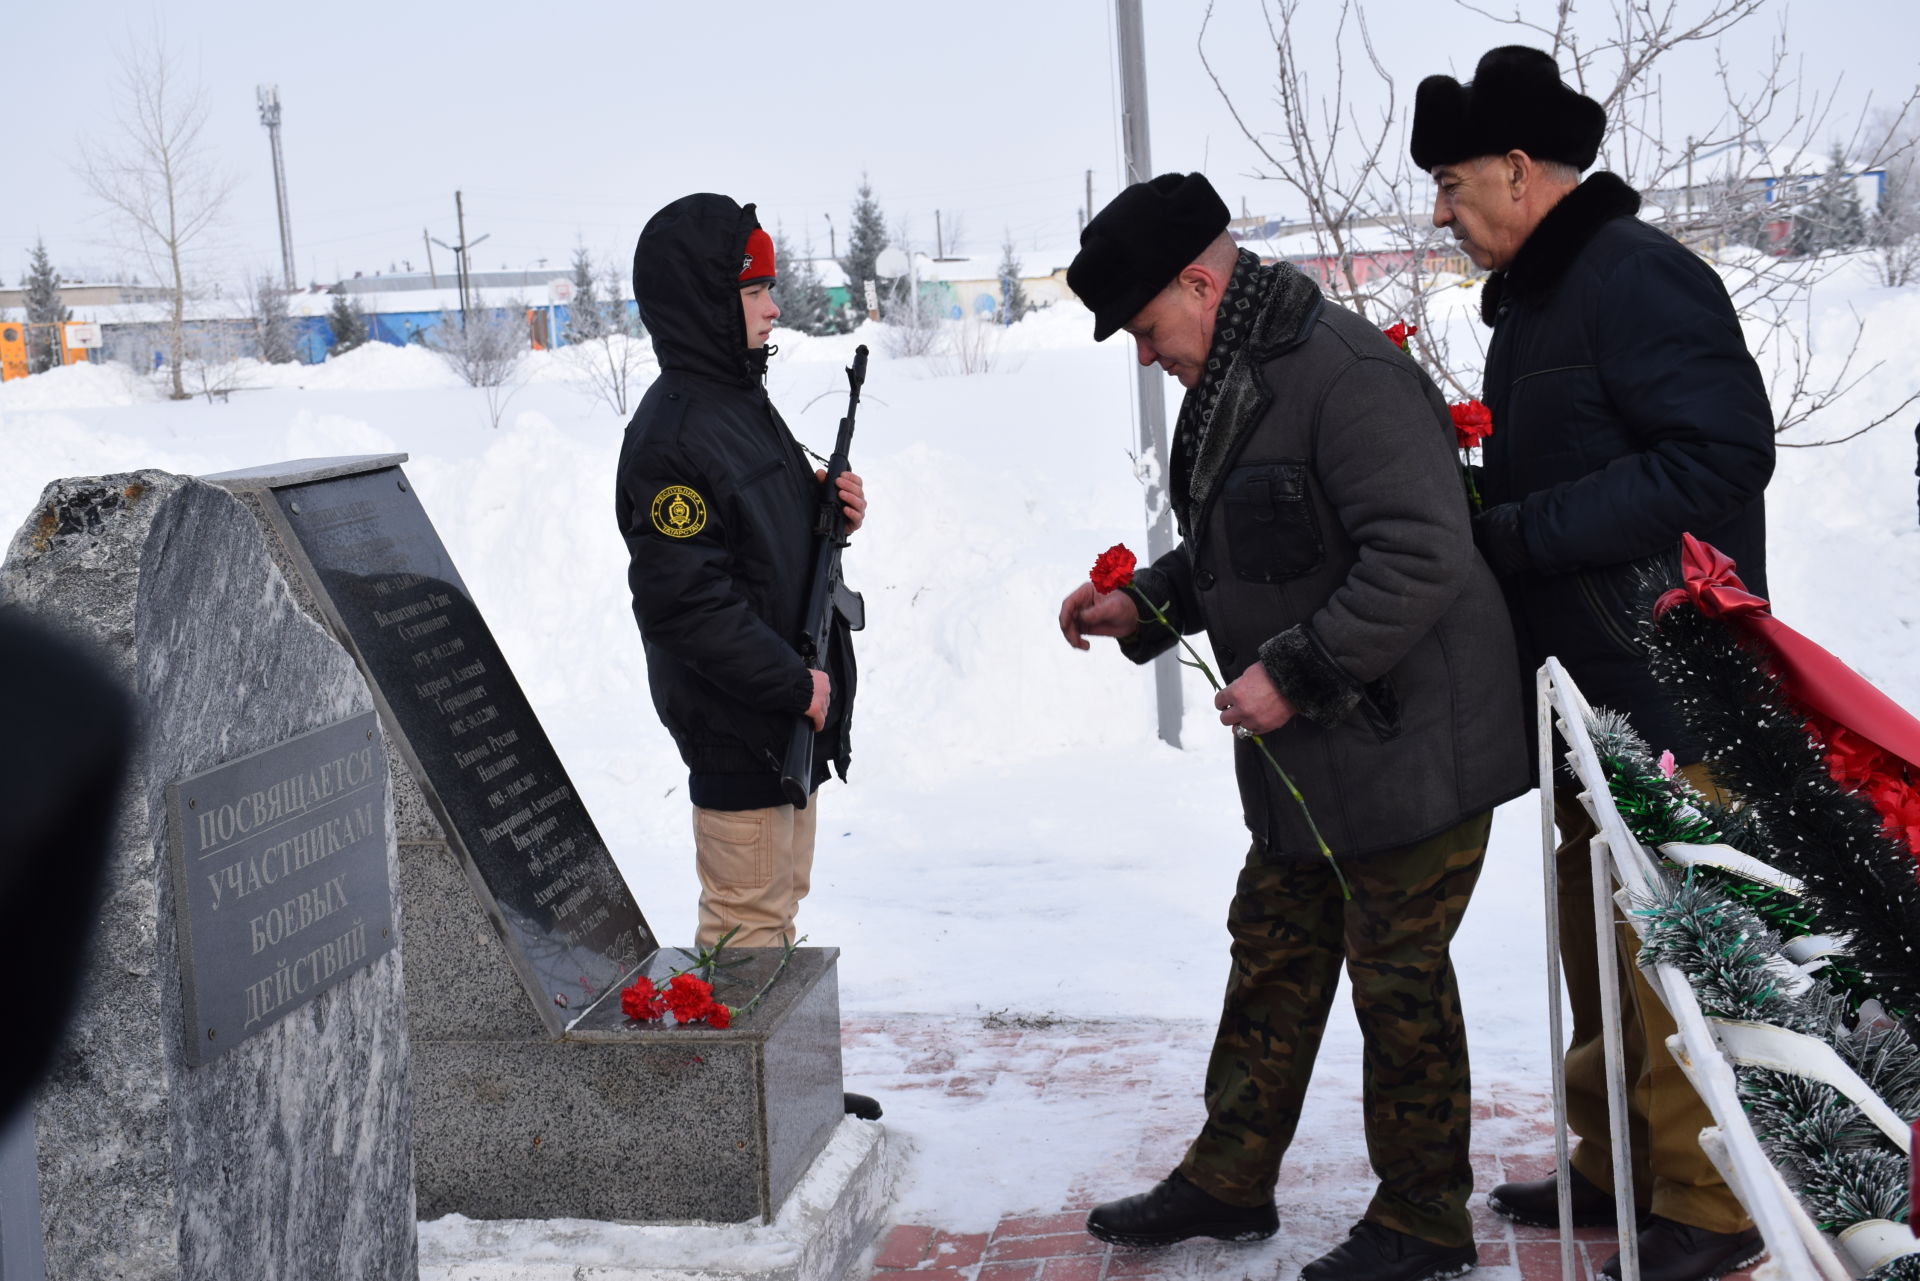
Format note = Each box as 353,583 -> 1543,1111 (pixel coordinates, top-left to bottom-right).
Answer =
1537,658 -> 1920,1281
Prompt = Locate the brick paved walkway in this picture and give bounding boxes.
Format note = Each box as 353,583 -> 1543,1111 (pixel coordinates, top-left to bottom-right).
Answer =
844,1017 -> 1762,1281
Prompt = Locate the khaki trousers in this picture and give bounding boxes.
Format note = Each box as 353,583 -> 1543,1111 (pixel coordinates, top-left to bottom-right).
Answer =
1555,763 -> 1750,1233
691,800 -> 817,949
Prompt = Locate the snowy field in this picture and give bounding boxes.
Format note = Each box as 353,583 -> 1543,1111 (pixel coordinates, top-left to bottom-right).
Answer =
5,260 -> 1918,1235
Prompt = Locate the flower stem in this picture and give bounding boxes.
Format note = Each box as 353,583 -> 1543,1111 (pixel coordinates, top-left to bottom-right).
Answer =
732,933 -> 804,1020
1126,586 -> 1350,900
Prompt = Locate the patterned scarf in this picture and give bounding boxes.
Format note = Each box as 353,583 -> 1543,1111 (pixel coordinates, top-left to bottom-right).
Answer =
1174,248 -> 1278,460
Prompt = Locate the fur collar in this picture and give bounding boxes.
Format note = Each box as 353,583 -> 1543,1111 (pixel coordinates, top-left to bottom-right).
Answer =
1180,261 -> 1323,532
1480,171 -> 1641,325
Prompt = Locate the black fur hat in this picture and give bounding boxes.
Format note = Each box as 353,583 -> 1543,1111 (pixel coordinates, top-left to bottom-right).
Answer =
1411,46 -> 1605,172
1068,172 -> 1230,341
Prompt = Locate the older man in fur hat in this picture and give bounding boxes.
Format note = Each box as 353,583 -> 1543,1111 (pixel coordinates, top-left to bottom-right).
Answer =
1058,172 -> 1530,1281
1413,47 -> 1774,1281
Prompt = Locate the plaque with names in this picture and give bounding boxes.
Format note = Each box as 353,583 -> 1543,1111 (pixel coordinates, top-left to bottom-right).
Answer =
166,710 -> 396,1065
271,466 -> 653,1034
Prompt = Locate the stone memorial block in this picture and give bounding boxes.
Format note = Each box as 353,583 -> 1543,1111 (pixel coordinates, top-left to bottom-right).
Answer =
0,471 -> 416,1280
209,457 -> 856,1228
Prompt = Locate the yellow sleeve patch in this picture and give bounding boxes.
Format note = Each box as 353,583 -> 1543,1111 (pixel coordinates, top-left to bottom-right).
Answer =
649,485 -> 708,538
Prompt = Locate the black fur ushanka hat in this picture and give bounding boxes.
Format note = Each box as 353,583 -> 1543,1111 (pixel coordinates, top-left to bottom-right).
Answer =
1411,46 -> 1606,172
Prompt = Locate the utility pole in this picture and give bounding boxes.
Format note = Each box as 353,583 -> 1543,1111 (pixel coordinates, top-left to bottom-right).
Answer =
256,85 -> 297,290
1113,0 -> 1182,747
1085,168 -> 1094,233
431,191 -> 490,329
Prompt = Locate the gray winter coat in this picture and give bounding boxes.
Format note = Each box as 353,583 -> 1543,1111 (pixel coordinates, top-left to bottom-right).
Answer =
1123,266 -> 1530,858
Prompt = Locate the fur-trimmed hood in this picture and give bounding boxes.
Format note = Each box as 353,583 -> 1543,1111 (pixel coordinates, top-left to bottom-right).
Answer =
1480,171 -> 1641,325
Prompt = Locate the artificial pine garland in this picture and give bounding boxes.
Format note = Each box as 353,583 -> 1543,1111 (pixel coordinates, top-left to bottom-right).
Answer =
1587,710 -> 1872,1003
1634,568 -> 1920,1039
1635,875 -> 1918,1272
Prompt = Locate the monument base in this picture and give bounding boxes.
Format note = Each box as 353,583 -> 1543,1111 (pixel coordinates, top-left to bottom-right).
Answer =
416,1117 -> 890,1281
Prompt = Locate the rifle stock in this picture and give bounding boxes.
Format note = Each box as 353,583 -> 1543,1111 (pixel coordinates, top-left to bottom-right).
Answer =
781,345 -> 868,808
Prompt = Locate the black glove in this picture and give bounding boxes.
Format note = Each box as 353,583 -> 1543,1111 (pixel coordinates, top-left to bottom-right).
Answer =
1471,502 -> 1532,577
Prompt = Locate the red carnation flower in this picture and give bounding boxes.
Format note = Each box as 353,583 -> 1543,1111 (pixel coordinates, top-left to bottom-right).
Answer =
1089,544 -> 1137,595
620,976 -> 666,1022
1382,321 -> 1417,352
706,1003 -> 733,1029
663,974 -> 716,1024
1449,399 -> 1493,449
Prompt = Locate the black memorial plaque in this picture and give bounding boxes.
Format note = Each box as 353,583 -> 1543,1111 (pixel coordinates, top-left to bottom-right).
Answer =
273,466 -> 653,1030
166,710 -> 396,1065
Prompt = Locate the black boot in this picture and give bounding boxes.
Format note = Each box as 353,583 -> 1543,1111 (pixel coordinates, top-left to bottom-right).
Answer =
1085,1171 -> 1278,1247
1487,1164 -> 1620,1229
1599,1216 -> 1763,1281
1298,1221 -> 1476,1281
843,1092 -> 882,1120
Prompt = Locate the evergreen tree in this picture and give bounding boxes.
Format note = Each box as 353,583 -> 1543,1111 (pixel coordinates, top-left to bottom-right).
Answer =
1826,147 -> 1868,249
563,244 -> 605,344
1793,147 -> 1869,256
325,284 -> 370,355
253,274 -> 296,364
996,235 -> 1031,324
600,260 -> 642,337
23,238 -> 70,374
839,175 -> 889,320
772,229 -> 839,336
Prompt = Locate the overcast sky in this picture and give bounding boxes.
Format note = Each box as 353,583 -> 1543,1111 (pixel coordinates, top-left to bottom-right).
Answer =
7,1 -> 1915,289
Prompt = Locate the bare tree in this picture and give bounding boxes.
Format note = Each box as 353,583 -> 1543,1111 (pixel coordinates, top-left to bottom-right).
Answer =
1200,0 -> 1920,442
1865,105 -> 1920,287
560,260 -> 653,417
427,295 -> 530,428
77,29 -> 234,401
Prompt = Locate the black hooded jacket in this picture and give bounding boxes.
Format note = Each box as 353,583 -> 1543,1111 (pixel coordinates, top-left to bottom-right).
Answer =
614,193 -> 854,808
1474,172 -> 1774,762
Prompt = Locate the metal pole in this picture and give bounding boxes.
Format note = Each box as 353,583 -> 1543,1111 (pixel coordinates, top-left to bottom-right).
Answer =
1592,830 -> 1641,1281
935,210 -> 944,259
455,190 -> 471,326
423,230 -> 438,288
257,86 -> 297,291
1539,665 -> 1577,1281
1113,0 -> 1182,748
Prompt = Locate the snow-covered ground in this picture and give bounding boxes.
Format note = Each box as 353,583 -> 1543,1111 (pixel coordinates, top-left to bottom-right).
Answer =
5,259 -> 1917,1235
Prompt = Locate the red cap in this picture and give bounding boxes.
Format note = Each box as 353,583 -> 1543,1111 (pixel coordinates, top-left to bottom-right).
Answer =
740,227 -> 776,284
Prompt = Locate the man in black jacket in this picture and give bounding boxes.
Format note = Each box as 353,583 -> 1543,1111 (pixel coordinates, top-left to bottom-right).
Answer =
1414,47 -> 1774,1281
615,193 -> 865,953
1060,173 -> 1529,1281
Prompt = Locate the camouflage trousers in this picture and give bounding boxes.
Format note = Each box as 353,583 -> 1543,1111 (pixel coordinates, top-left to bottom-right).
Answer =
1177,811 -> 1491,1248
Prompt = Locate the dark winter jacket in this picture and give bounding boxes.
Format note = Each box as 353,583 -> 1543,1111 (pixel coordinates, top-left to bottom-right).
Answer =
615,193 -> 854,809
1123,263 -> 1530,859
1473,172 -> 1774,763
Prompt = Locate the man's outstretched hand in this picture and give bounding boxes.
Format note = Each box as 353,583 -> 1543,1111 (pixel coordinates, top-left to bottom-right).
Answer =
1058,582 -> 1141,651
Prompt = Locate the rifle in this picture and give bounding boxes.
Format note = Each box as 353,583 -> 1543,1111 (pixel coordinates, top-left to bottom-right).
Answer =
781,344 -> 869,808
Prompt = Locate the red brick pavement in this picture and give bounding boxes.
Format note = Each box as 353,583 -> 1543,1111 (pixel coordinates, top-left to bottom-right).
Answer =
847,1017 -> 1762,1281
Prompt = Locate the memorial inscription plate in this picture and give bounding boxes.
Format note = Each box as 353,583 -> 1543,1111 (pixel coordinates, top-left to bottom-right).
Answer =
165,710 -> 395,1065
271,466 -> 652,1032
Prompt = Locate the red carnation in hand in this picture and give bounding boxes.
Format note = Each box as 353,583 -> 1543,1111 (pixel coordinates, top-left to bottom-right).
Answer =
1449,399 -> 1493,449
620,976 -> 666,1022
663,974 -> 716,1024
1382,321 -> 1417,352
1090,544 -> 1137,595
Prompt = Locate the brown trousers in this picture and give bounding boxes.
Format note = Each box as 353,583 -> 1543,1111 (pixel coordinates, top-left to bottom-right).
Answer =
691,800 -> 817,949
1554,764 -> 1750,1233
